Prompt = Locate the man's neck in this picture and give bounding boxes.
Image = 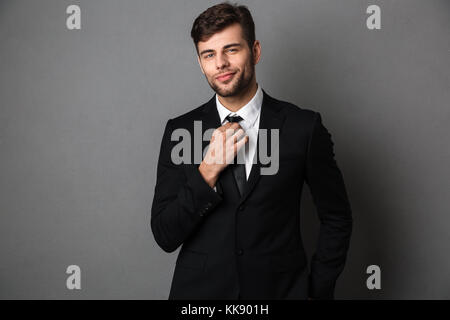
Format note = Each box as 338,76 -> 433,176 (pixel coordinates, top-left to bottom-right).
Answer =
217,81 -> 258,113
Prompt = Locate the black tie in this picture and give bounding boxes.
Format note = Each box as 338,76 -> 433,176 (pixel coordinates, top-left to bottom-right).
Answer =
225,114 -> 246,197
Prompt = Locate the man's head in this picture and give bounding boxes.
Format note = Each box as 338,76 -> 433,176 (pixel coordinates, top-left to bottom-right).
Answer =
191,2 -> 261,97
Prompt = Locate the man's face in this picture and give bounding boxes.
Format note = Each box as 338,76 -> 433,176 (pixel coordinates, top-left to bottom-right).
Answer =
197,23 -> 260,97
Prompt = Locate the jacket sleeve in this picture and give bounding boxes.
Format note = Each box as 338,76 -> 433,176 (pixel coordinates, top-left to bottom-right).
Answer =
150,119 -> 223,253
305,112 -> 353,299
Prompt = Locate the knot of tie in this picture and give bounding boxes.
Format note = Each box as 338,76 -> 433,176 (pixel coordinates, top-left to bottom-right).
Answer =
225,114 -> 243,123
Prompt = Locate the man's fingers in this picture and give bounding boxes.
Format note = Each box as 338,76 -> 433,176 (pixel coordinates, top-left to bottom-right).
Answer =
226,128 -> 245,155
235,134 -> 249,153
229,128 -> 245,141
224,124 -> 242,138
210,124 -> 247,165
219,122 -> 236,131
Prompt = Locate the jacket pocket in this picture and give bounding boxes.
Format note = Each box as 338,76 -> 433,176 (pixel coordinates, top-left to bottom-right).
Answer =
176,249 -> 208,271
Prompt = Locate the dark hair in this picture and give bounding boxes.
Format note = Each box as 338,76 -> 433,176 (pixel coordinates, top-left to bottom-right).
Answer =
190,2 -> 255,56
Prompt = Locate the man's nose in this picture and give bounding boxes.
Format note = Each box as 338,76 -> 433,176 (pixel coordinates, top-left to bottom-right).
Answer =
215,52 -> 229,69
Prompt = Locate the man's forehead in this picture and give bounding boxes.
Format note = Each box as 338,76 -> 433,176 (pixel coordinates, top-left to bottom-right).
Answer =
198,25 -> 244,50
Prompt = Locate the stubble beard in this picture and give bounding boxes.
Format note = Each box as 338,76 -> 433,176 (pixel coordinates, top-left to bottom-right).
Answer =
208,62 -> 255,98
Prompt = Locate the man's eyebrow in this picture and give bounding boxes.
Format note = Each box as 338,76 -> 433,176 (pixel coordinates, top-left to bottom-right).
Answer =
199,43 -> 242,56
223,43 -> 242,49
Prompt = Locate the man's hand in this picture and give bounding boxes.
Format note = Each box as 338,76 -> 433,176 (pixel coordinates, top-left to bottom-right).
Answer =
199,122 -> 248,188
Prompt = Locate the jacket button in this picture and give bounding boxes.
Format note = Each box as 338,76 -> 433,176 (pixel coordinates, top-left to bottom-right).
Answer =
238,205 -> 245,211
236,249 -> 244,255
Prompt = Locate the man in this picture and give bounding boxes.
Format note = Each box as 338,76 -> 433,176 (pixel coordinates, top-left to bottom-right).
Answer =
151,2 -> 353,300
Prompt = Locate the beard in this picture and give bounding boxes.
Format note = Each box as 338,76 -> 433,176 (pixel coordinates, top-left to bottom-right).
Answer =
207,62 -> 255,98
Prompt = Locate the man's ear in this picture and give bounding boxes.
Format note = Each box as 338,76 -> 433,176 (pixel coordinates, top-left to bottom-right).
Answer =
197,56 -> 205,74
252,40 -> 261,65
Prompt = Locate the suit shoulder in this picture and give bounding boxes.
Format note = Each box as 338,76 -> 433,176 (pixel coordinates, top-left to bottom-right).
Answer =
270,95 -> 318,124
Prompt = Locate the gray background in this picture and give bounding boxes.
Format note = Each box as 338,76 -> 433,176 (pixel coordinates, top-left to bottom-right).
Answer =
0,0 -> 449,299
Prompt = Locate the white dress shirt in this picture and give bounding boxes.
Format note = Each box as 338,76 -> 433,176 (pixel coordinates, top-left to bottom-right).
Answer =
215,83 -> 263,180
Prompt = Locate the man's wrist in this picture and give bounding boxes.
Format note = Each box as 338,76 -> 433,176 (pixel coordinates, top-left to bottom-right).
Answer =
198,161 -> 219,189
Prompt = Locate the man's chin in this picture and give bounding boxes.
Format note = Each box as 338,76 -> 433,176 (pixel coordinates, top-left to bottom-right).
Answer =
213,83 -> 240,97
216,90 -> 236,97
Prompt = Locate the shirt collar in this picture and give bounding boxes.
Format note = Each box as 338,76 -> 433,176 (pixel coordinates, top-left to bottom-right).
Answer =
216,83 -> 263,130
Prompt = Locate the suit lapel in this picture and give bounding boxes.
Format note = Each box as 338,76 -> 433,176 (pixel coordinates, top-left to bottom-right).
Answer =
200,94 -> 222,132
238,89 -> 286,205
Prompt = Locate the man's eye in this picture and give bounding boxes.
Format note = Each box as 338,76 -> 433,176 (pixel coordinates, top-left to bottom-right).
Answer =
204,53 -> 214,58
228,49 -> 237,52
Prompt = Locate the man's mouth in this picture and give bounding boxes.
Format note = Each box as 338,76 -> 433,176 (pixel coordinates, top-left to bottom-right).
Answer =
216,72 -> 236,82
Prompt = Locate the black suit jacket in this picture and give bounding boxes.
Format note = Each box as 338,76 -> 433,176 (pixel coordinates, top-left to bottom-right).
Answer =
151,89 -> 353,300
